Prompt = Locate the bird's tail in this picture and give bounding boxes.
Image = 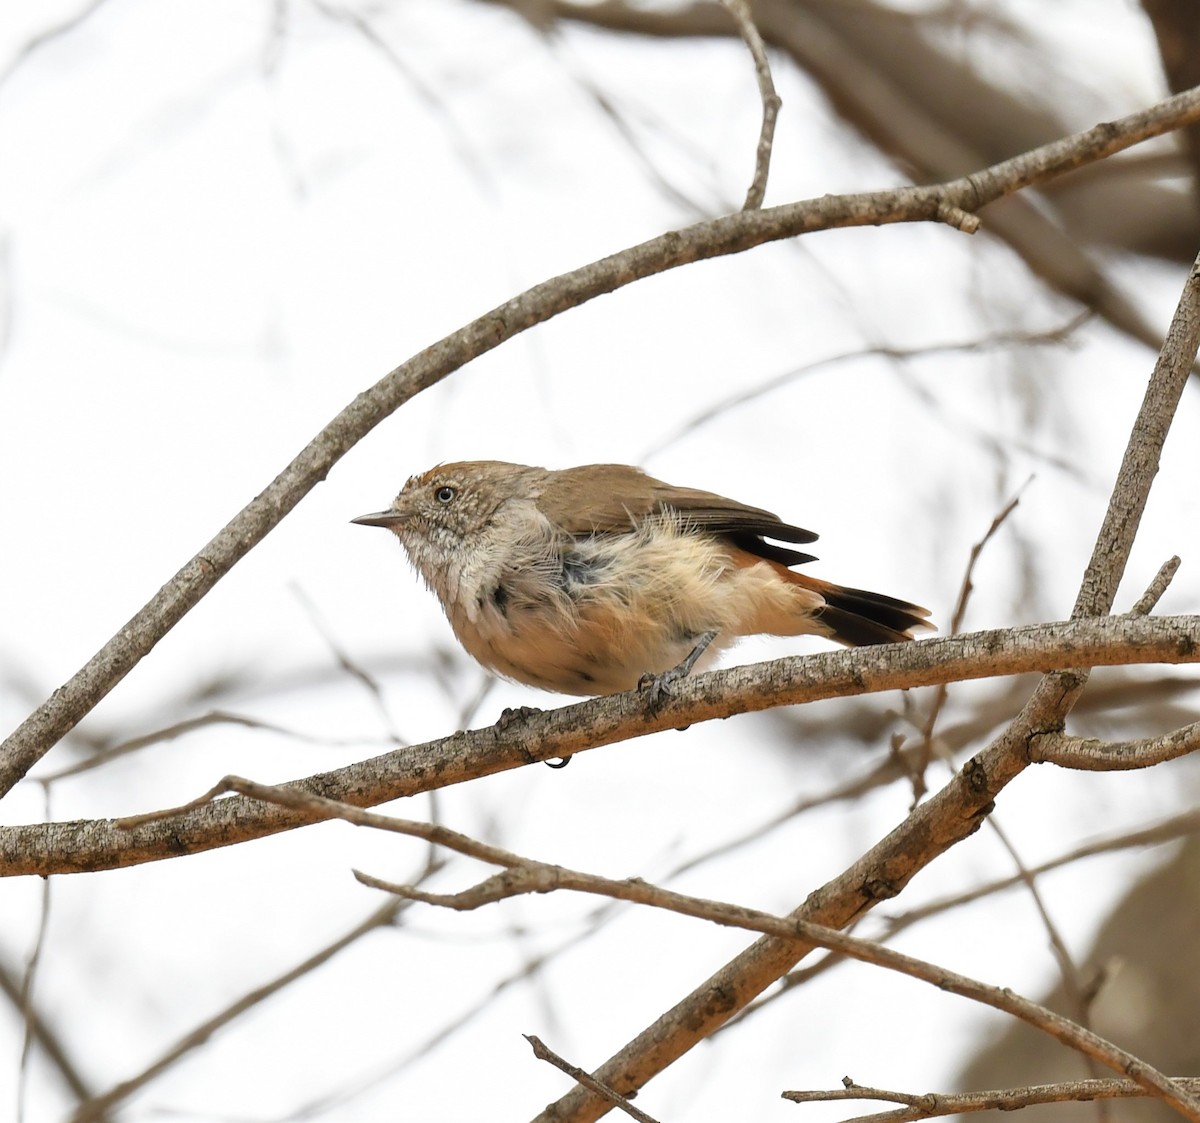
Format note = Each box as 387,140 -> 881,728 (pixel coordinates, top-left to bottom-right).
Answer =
784,570 -> 934,646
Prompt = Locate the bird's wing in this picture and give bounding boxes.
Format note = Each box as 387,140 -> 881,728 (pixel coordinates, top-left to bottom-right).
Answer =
537,464 -> 819,566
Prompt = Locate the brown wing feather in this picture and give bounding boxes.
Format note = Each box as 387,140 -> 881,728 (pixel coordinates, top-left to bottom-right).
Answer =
537,464 -> 819,564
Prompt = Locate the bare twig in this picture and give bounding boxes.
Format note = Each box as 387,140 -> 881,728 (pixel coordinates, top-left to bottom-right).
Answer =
981,816 -> 1106,1098
17,845 -> 54,1123
887,807 -> 1200,929
641,316 -> 1089,462
782,1076 -> 1200,1121
38,709 -> 393,782
0,0 -> 112,93
286,917 -> 622,1120
1131,555 -> 1182,615
907,481 -> 1029,801
1030,720 -> 1200,770
308,0 -> 495,193
289,582 -> 406,744
0,958 -> 93,1107
5,87 -> 1200,797
525,1036 -> 661,1123
721,0 -> 780,209
662,740 -> 930,883
70,860 -> 442,1123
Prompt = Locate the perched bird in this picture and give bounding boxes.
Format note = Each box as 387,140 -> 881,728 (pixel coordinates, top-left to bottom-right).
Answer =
354,461 -> 932,696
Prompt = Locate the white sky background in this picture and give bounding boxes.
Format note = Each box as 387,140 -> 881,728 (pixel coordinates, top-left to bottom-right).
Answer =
1,1 -> 1199,1121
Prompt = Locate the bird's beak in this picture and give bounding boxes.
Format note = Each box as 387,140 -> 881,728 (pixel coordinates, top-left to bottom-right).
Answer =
351,509 -> 406,529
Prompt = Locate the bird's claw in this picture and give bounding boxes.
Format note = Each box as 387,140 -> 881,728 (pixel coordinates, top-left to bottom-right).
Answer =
495,705 -> 542,732
637,666 -> 684,713
637,630 -> 717,714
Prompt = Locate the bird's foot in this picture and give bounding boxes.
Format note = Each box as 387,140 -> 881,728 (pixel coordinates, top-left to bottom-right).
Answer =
637,630 -> 718,715
637,666 -> 685,712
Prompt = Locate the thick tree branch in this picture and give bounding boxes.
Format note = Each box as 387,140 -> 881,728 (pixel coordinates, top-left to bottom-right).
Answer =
2,616 -> 1198,877
3,86 -> 1200,798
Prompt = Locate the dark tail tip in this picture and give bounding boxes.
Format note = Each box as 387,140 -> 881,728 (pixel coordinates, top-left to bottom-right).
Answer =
817,585 -> 934,647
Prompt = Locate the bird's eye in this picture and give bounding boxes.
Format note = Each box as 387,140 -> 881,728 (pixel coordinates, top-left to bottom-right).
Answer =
435,486 -> 456,504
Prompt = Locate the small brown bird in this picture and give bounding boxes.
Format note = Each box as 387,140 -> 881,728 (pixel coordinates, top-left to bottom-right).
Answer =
354,461 -> 932,696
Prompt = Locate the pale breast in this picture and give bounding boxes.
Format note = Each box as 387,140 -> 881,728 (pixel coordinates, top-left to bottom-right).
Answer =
452,519 -> 746,693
